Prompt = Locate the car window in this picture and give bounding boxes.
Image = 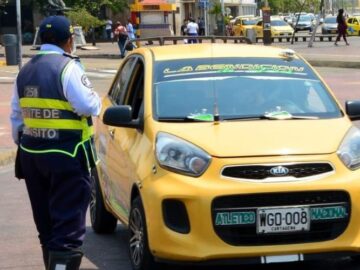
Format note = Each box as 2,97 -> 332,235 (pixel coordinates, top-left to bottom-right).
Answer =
271,20 -> 288,26
122,59 -> 145,120
299,15 -> 311,21
348,18 -> 353,24
243,19 -> 257,25
109,57 -> 137,105
153,58 -> 342,121
324,17 -> 336,23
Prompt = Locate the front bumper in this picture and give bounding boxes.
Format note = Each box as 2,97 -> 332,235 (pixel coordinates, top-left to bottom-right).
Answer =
142,153 -> 360,262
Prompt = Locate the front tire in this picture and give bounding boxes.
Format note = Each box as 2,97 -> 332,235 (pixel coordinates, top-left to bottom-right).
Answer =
90,168 -> 117,234
129,197 -> 162,270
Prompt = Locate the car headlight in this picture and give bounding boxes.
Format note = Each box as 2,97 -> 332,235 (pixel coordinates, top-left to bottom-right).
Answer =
155,132 -> 211,177
337,127 -> 360,170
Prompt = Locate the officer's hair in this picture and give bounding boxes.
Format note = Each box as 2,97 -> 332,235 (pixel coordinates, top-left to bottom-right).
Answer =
40,32 -> 68,47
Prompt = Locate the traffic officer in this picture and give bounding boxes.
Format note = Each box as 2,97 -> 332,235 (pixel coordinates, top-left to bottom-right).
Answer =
10,16 -> 101,270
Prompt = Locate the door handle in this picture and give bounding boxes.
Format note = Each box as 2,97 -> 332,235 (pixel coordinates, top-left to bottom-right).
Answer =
108,128 -> 115,139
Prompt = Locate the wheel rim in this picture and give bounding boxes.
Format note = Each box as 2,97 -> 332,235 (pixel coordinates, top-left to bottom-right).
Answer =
129,208 -> 144,267
89,174 -> 97,224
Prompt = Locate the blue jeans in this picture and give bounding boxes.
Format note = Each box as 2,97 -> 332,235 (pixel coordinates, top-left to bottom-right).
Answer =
117,38 -> 126,57
188,33 -> 198,43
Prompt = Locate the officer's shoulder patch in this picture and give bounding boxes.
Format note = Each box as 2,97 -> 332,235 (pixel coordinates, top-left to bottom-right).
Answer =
81,74 -> 93,88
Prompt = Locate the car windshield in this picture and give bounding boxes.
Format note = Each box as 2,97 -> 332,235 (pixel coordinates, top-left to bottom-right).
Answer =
299,15 -> 311,22
324,17 -> 336,23
153,58 -> 342,121
243,19 -> 257,25
271,20 -> 288,26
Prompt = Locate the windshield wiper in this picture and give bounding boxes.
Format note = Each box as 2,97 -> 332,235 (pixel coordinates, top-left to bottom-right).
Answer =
223,114 -> 319,121
157,117 -> 212,122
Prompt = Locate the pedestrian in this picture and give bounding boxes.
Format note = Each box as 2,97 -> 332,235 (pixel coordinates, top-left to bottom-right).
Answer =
198,17 -> 205,36
9,15 -> 101,270
186,18 -> 199,43
114,21 -> 128,58
126,18 -> 137,50
126,18 -> 136,40
335,8 -> 349,46
181,19 -> 188,43
105,18 -> 113,41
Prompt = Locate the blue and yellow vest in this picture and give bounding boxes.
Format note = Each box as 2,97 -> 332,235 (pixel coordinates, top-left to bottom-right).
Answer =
17,52 -> 96,169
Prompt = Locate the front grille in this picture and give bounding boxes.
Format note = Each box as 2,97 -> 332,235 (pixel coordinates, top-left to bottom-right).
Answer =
222,163 -> 333,180
212,191 -> 350,246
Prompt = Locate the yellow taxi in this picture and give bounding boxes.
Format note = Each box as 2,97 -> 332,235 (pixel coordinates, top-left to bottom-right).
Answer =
253,16 -> 294,38
346,16 -> 360,36
90,40 -> 360,270
232,16 -> 259,36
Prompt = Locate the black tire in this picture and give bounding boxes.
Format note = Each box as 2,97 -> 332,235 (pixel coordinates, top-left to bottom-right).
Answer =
351,255 -> 360,262
129,197 -> 163,270
90,168 -> 118,234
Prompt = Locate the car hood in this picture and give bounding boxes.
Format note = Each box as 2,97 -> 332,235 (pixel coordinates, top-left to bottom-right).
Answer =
272,26 -> 293,32
158,118 -> 351,157
323,23 -> 337,27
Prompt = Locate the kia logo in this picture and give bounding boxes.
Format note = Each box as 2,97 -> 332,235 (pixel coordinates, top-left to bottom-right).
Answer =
269,166 -> 289,176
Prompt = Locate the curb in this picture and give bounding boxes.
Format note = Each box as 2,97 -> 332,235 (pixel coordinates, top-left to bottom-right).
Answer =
0,148 -> 16,168
1,53 -> 359,69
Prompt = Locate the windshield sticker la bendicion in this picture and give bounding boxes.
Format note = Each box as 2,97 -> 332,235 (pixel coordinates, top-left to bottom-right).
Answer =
163,64 -> 305,77
155,58 -> 314,82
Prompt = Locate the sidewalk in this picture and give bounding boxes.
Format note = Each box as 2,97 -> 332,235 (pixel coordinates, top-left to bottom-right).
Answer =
1,36 -> 360,168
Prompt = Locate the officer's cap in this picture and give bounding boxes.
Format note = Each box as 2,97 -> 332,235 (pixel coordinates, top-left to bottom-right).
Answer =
39,16 -> 74,43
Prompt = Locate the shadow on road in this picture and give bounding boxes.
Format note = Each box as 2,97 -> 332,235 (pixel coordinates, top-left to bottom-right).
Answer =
81,224 -> 360,270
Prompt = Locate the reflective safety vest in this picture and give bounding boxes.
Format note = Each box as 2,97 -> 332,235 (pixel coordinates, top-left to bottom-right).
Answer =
17,51 -> 96,168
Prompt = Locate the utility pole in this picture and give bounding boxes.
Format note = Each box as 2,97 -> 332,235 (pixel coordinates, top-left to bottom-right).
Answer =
308,0 -> 324,47
221,0 -> 225,35
16,0 -> 22,69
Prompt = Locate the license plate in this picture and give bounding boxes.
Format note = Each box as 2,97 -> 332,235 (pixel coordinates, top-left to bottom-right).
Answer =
331,30 -> 336,33
257,207 -> 310,234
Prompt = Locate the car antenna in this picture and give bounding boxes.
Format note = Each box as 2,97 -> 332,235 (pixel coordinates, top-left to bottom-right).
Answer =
213,86 -> 220,124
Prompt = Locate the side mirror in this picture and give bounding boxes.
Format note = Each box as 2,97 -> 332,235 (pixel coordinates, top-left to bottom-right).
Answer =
103,105 -> 142,129
345,100 -> 360,121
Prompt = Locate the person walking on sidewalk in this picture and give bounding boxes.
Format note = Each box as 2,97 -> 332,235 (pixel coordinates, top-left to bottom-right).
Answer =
105,18 -> 113,41
9,15 -> 101,270
114,21 -> 128,58
335,8 -> 349,46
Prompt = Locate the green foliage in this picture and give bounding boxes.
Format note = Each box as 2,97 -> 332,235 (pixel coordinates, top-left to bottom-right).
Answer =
259,0 -> 321,14
33,0 -> 128,16
66,8 -> 104,32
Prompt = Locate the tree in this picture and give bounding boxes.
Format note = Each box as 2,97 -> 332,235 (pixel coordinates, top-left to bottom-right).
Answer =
32,0 -> 128,17
0,0 -> 8,15
258,0 -> 321,14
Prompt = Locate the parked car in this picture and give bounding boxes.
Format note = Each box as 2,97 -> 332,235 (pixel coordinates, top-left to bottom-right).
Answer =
294,14 -> 314,32
321,16 -> 338,34
253,17 -> 294,38
91,40 -> 360,270
346,16 -> 360,36
232,16 -> 259,36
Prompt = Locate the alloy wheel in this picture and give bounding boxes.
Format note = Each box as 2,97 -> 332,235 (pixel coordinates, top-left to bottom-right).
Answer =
129,207 -> 144,267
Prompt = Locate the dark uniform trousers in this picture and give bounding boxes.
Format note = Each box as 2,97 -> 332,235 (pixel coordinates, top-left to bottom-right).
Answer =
20,147 -> 91,251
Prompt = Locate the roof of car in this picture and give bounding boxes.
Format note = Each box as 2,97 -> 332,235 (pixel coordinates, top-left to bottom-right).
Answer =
138,43 -> 300,61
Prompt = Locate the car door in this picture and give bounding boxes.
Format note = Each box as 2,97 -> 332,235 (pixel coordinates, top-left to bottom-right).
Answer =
105,56 -> 146,222
347,18 -> 355,35
255,20 -> 263,37
353,18 -> 360,35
